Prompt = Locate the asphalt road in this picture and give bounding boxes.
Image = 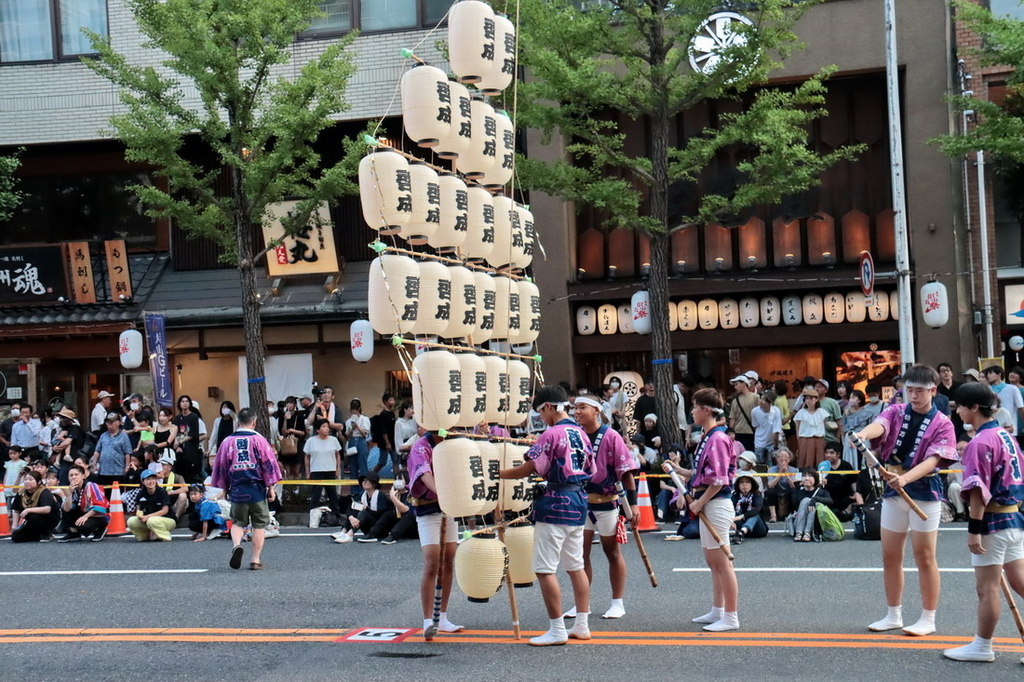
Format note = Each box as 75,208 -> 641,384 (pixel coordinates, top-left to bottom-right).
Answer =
2,522 -> 1022,682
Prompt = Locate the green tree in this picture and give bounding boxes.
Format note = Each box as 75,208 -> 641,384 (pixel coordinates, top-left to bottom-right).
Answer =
515,0 -> 861,445
0,151 -> 22,224
84,0 -> 359,436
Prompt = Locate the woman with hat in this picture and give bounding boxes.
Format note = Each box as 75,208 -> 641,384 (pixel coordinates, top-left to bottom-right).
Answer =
332,471 -> 393,544
51,407 -> 84,486
793,387 -> 829,469
730,472 -> 767,544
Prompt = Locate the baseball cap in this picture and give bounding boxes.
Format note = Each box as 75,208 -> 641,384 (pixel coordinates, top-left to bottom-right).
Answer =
104,412 -> 121,422
744,370 -> 759,382
963,368 -> 982,380
730,374 -> 751,385
158,456 -> 174,466
140,469 -> 157,480
815,379 -> 830,390
97,391 -> 115,399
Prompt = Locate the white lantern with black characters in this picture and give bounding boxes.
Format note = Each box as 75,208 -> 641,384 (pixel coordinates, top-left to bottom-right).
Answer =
400,63 -> 452,148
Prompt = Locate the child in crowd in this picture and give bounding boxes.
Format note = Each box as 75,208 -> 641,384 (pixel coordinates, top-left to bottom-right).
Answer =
793,388 -> 829,469
790,469 -> 832,542
4,445 -> 26,501
187,483 -> 227,541
134,412 -> 155,450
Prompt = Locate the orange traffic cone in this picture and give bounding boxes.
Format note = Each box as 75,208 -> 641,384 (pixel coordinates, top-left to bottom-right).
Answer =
0,485 -> 11,537
636,473 -> 659,532
107,481 -> 128,536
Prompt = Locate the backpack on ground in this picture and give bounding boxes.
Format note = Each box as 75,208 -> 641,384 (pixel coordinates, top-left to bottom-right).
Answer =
816,503 -> 845,542
852,500 -> 882,540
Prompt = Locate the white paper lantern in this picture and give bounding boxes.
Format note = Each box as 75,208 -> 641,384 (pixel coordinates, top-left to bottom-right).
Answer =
477,440 -> 502,514
598,304 -> 618,334
698,299 -> 719,330
413,261 -> 453,336
454,534 -> 508,603
457,352 -> 488,427
446,266 -> 477,339
499,444 -> 532,512
463,184 -> 495,262
471,270 -> 497,344
677,300 -> 698,331
119,329 -> 144,369
512,341 -> 533,355
400,63 -> 452,148
461,98 -> 498,180
505,360 -> 532,427
436,80 -> 472,160
823,292 -> 845,324
760,296 -> 781,327
434,437 -> 487,518
739,297 -> 759,328
506,279 -> 523,343
508,202 -> 532,270
719,298 -> 739,329
802,294 -> 823,326
491,274 -> 512,339
1010,336 -> 1024,352
890,290 -> 900,320
782,295 -> 802,326
617,304 -> 635,334
368,255 -> 420,335
483,355 -> 509,423
503,524 -> 535,587
632,290 -> 652,335
358,149 -> 411,236
668,300 -> 679,332
488,194 -> 515,269
430,172 -> 469,252
413,350 -> 462,431
577,306 -> 597,335
476,13 -> 516,95
480,110 -> 515,191
845,292 -> 867,323
350,319 -> 374,363
512,279 -> 541,344
449,0 -> 497,84
868,291 -> 890,321
404,161 -> 440,245
920,281 -> 949,328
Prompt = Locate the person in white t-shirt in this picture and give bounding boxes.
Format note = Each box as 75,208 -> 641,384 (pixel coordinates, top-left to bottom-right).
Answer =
304,419 -> 343,514
751,390 -> 784,465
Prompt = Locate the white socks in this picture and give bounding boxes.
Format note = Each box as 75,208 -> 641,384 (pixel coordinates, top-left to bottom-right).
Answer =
438,612 -> 464,633
568,612 -> 591,640
703,611 -> 739,632
530,617 -> 569,646
692,606 -> 723,624
868,605 -> 903,631
903,609 -> 936,637
943,635 -> 995,662
602,599 -> 625,619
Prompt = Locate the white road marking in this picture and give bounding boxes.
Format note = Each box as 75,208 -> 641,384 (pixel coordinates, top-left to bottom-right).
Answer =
0,569 -> 209,576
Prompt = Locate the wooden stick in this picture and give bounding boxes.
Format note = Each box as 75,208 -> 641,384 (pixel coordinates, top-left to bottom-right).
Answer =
666,469 -> 734,561
615,483 -> 657,587
849,433 -> 928,521
424,516 -> 446,641
496,521 -> 522,639
1001,572 -> 1024,644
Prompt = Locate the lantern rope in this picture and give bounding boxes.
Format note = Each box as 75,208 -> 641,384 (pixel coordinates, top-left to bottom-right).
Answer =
375,243 -> 529,280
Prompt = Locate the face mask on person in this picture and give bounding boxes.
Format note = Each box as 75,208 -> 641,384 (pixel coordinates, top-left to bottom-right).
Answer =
868,396 -> 879,404
222,408 -> 232,416
130,402 -> 141,412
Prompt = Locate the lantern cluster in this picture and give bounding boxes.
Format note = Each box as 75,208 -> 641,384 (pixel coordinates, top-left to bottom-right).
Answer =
432,438 -> 533,518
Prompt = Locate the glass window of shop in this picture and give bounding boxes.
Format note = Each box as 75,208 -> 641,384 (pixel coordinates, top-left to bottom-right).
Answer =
0,363 -> 31,414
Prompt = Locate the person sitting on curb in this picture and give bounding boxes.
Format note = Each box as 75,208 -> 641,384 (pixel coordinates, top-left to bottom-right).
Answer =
127,469 -> 176,542
187,483 -> 227,541
58,464 -> 109,542
333,472 -> 394,544
731,472 -> 768,544
10,470 -> 59,543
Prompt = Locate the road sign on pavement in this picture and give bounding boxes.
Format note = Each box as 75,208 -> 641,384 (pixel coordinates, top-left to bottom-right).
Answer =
340,627 -> 415,643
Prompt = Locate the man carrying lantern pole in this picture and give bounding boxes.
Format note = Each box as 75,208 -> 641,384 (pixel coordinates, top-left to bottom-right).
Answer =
500,385 -> 596,646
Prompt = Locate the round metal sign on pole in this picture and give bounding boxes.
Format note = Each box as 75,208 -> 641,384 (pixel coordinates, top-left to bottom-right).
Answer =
859,250 -> 875,304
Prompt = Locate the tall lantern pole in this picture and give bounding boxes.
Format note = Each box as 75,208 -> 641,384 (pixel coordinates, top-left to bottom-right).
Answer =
884,0 -> 915,367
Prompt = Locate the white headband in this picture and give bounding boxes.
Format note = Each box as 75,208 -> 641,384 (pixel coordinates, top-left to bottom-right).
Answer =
903,381 -> 936,389
574,396 -> 602,410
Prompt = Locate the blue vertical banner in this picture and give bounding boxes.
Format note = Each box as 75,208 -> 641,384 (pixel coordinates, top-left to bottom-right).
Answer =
144,313 -> 174,408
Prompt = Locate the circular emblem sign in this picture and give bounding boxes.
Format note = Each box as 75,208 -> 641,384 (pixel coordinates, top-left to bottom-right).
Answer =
689,12 -> 755,74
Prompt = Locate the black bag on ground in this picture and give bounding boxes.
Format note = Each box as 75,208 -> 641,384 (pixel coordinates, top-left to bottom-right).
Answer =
852,501 -> 882,540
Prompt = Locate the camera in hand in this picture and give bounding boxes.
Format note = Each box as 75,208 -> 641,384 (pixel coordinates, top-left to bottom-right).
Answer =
312,381 -> 324,399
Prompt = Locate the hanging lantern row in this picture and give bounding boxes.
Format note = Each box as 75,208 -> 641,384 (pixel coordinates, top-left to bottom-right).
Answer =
432,437 -> 532,518
577,290 -> 901,335
449,0 -> 516,94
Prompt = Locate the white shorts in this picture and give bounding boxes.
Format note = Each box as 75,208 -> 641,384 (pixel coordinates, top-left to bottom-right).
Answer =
533,522 -> 584,574
972,527 -> 1024,567
416,513 -> 458,546
880,497 -> 941,534
698,498 -> 734,551
583,508 -> 618,536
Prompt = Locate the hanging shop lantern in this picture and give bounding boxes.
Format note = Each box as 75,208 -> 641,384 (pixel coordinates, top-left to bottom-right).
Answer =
890,290 -> 900,321
491,274 -> 513,340
802,294 -> 823,326
760,296 -> 781,327
446,265 -> 477,339
463,183 -> 495,262
782,295 -> 803,326
480,110 -> 515,191
436,80 -> 473,160
632,290 -> 652,335
404,161 -> 441,245
457,352 -> 488,428
920,281 -> 949,328
697,299 -> 719,330
598,304 -> 618,335
349,319 -> 374,363
487,194 -> 515,269
430,172 -> 469,252
504,360 -> 532,427
500,444 -> 532,512
412,350 -> 462,431
461,98 -> 498,180
677,300 -> 698,331
413,261 -> 452,336
119,329 -> 144,369
845,292 -> 867,324
823,292 -> 845,324
617,304 -> 635,334
358,148 -> 411,236
433,437 -> 487,518
507,202 -> 532,270
400,63 -> 452,148
512,279 -> 541,345
577,306 -> 597,335
449,0 -> 497,84
739,297 -> 759,329
483,355 -> 509,423
1009,336 -> 1024,352
471,270 -> 497,344
718,298 -> 739,329
668,299 -> 678,331
455,534 -> 508,603
502,524 -> 535,587
477,440 -> 502,515
368,254 -> 420,335
476,13 -> 516,95
868,291 -> 890,322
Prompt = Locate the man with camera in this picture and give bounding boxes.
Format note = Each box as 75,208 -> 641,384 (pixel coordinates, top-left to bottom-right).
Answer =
305,385 -> 345,439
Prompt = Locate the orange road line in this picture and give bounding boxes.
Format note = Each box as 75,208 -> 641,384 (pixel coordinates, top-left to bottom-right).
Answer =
442,629 -> 1023,643
0,636 -> 342,643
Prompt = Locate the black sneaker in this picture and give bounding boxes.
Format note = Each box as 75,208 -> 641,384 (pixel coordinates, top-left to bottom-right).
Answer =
356,537 -> 378,543
40,534 -> 54,543
91,528 -> 108,543
230,544 -> 244,570
57,534 -> 83,543
381,538 -> 397,546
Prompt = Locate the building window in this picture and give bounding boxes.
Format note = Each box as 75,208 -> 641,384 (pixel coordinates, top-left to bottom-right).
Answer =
0,0 -> 107,64
304,0 -> 448,36
989,0 -> 1024,20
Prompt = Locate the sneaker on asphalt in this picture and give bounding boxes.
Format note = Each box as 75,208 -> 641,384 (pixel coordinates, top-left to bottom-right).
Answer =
602,604 -> 626,619
40,534 -> 54,543
334,534 -> 354,544
91,527 -> 108,542
868,616 -> 904,632
330,531 -> 346,540
438,620 -> 464,633
703,616 -> 740,632
207,530 -> 221,541
529,629 -> 568,646
943,643 -> 994,662
567,624 -> 591,640
57,534 -> 82,543
381,538 -> 397,545
229,544 -> 244,570
664,534 -> 684,541
903,619 -> 936,637
356,537 -> 378,543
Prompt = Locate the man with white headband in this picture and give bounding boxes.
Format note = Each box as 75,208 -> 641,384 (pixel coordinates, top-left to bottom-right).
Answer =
851,364 -> 958,637
565,394 -> 640,621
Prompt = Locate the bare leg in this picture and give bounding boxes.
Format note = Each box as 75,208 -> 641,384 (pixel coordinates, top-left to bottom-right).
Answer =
568,568 -> 590,615
880,528 -> 907,607
910,529 -> 940,611
582,529 -> 595,584
704,548 -> 738,612
537,573 -> 562,619
251,528 -> 266,564
440,541 -> 457,611
600,533 -> 627,599
420,544 -> 440,619
975,564 -> 1003,639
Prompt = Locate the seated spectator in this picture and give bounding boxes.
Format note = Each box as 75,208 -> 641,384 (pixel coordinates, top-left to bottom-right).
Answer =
852,464 -> 884,507
817,443 -> 856,520
736,451 -> 757,474
380,472 -> 419,545
127,469 -> 176,542
10,470 -> 59,542
789,469 -> 832,542
944,440 -> 968,521
332,472 -> 394,544
730,473 -> 767,544
58,464 -> 109,542
157,455 -> 188,521
656,445 -> 685,522
186,483 -> 227,541
765,447 -> 800,522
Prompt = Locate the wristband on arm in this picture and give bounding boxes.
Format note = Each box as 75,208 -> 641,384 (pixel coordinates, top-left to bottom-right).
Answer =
967,517 -> 984,535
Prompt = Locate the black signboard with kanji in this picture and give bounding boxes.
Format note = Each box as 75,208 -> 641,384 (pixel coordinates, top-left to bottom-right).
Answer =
0,246 -> 70,306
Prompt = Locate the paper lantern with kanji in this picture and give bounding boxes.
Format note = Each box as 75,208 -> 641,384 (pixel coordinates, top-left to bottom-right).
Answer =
481,110 -> 515,191
499,444 -> 532,513
413,260 -> 452,336
430,172 -> 469,252
718,298 -> 739,329
463,183 -> 495,262
503,524 -> 535,587
358,149 -> 411,236
697,299 -> 719,330
890,290 -> 900,321
457,352 -> 488,427
822,292 -> 845,324
446,265 -> 477,339
119,329 -> 143,369
739,297 -> 759,328
483,355 -> 510,423
617,304 -> 635,334
449,0 -> 497,84
598,304 -> 618,334
433,437 -> 487,518
504,360 -> 532,427
760,296 -> 781,327
436,80 -> 472,160
368,255 -> 420,335
845,292 -> 867,323
350,319 -> 374,363
488,194 -> 515,269
577,306 -> 596,335
632,290 -> 652,335
868,291 -> 890,321
412,350 -> 462,431
455,534 -> 508,603
400,63 -> 451,148
802,294 -> 823,326
404,161 -> 440,245
471,270 -> 497,344
512,279 -> 540,344
668,300 -> 679,331
461,98 -> 498,180
476,13 -> 516,95
677,300 -> 698,331
782,295 -> 802,326
477,440 -> 502,514
508,202 -> 533,270
920,281 -> 948,328
491,274 -> 513,340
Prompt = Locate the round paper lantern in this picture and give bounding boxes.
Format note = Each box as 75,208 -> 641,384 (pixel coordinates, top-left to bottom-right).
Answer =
508,202 -> 533,270
739,297 -> 759,328
598,304 -> 618,334
491,274 -> 513,339
119,329 -> 144,369
667,300 -> 678,331
488,195 -> 515,269
483,355 -> 509,423
477,440 -> 502,514
461,98 -> 498,180
404,161 -> 440,245
1011,336 -> 1024,352
400,63 -> 451,148
457,352 -> 488,428
504,360 -> 532,427
350,319 -> 374,363
412,350 -> 462,430
512,279 -> 540,344
868,291 -> 890,322
446,265 -> 477,339
499,444 -> 532,512
782,295 -> 802,326
760,296 -> 781,327
358,149 -> 411,236
433,437 -> 487,518
368,255 -> 420,335
413,260 -> 452,336
824,292 -> 845,324
462,183 -> 495,262
436,80 -> 472,160
845,292 -> 867,323
677,300 -> 698,331
512,341 -> 533,355
698,299 -> 719,330
455,534 -> 508,603
632,290 -> 652,335
890,290 -> 900,320
719,298 -> 739,329
921,281 -> 948,328
476,13 -> 516,95
802,294 -> 823,326
480,110 -> 515,191
471,270 -> 497,344
449,0 -> 497,84
617,304 -> 635,334
577,305 -> 597,335
430,172 -> 469,252
503,524 -> 535,587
